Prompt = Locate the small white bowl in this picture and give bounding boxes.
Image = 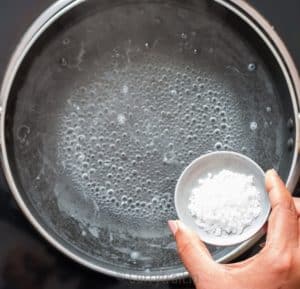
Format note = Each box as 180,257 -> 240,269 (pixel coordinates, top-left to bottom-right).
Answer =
175,151 -> 271,246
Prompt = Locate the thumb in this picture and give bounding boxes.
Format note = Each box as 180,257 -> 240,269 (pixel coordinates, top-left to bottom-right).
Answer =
168,220 -> 217,282
265,169 -> 298,249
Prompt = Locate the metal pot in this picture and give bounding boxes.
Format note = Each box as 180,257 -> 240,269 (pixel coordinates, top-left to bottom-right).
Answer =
0,0 -> 299,281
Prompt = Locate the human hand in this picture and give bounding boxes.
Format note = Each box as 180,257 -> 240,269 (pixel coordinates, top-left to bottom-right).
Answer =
168,170 -> 300,289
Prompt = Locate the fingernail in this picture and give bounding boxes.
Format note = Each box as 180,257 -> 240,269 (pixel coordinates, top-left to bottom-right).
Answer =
269,169 -> 278,176
176,220 -> 187,230
168,220 -> 178,236
271,169 -> 278,175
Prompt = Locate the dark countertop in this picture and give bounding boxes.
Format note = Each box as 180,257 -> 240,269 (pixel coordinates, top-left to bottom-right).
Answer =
0,1 -> 299,289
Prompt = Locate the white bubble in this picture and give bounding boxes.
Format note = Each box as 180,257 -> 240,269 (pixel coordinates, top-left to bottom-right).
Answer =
247,63 -> 256,71
180,33 -> 187,40
88,226 -> 99,238
117,114 -> 126,124
82,173 -> 89,180
250,122 -> 258,131
221,123 -> 227,129
122,85 -> 129,94
214,142 -> 223,150
170,89 -> 177,96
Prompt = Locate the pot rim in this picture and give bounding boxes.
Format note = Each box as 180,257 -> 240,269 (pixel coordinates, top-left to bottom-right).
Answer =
0,0 -> 299,281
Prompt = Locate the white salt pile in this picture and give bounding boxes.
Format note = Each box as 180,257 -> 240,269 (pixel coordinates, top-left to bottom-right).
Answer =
188,170 -> 262,237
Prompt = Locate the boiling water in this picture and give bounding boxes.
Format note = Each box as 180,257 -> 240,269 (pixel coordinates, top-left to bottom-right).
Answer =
55,50 -> 278,239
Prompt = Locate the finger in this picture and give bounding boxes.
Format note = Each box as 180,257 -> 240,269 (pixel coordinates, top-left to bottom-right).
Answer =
265,170 -> 294,210
291,198 -> 300,244
293,197 -> 300,215
298,219 -> 300,246
168,220 -> 217,282
265,170 -> 298,248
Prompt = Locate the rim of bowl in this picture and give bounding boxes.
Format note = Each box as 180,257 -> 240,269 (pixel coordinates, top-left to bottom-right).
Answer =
175,151 -> 271,246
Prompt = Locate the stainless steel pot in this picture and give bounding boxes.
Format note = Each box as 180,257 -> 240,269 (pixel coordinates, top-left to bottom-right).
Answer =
0,0 -> 299,281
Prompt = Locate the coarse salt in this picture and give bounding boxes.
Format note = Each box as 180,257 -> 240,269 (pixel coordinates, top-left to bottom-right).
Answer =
188,169 -> 262,237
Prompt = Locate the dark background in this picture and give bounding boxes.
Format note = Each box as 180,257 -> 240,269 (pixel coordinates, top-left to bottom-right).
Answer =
0,1 -> 298,289
0,0 -> 299,84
